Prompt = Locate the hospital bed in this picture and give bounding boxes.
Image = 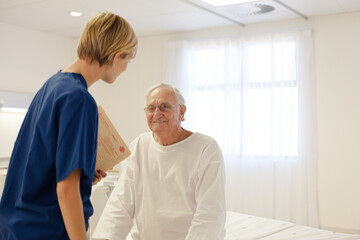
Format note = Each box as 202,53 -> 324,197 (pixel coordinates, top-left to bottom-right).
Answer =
124,211 -> 360,240
90,183 -> 360,240
224,211 -> 360,240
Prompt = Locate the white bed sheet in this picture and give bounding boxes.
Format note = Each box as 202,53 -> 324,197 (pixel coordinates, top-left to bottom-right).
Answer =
225,211 -> 360,240
224,211 -> 294,239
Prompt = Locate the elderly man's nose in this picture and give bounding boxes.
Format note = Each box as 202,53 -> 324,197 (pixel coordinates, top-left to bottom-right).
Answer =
153,106 -> 162,115
155,107 -> 164,114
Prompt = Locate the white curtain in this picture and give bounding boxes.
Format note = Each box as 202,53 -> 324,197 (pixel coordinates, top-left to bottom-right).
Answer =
165,30 -> 318,227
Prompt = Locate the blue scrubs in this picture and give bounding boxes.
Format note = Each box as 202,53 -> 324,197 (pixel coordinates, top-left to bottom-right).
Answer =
0,71 -> 98,240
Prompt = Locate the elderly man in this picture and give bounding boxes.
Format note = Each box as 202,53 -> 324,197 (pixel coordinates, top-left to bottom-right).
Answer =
93,83 -> 226,240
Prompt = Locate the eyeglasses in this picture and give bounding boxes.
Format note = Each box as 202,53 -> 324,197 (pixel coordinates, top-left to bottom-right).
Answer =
144,103 -> 179,113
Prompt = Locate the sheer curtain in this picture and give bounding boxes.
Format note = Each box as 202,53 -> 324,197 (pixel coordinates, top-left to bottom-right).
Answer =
165,30 -> 318,227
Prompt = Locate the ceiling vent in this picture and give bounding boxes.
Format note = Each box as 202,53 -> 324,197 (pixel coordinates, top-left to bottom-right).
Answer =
229,3 -> 275,16
182,0 -> 308,26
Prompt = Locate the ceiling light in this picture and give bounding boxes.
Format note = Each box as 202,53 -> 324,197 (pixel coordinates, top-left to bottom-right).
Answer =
69,11 -> 82,17
200,0 -> 259,7
0,107 -> 28,113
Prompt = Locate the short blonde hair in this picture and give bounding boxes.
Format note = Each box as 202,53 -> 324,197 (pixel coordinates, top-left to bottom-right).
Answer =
77,11 -> 138,66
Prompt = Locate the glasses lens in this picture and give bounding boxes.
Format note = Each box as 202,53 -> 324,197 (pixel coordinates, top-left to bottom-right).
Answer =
145,104 -> 177,113
159,104 -> 171,112
145,106 -> 154,113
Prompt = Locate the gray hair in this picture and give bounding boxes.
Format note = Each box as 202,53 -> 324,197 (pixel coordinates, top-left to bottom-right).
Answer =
145,83 -> 185,106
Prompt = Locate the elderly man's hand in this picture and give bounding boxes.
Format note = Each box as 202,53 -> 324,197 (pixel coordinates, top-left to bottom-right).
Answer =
92,169 -> 107,185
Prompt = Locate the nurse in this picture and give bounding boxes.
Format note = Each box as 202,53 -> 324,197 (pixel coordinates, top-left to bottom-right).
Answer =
0,11 -> 137,240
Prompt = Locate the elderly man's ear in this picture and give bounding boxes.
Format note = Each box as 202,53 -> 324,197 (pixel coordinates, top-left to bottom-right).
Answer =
179,105 -> 186,121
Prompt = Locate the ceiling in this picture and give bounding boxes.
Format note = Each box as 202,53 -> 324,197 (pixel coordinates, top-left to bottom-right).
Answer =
0,0 -> 359,38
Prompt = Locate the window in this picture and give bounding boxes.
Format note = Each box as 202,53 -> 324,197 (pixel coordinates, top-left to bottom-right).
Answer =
180,39 -> 298,162
166,30 -> 318,225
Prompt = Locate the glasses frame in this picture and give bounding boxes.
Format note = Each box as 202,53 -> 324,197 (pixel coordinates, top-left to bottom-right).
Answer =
144,103 -> 180,114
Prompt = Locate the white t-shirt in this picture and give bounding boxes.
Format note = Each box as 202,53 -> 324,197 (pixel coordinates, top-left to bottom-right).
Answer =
93,132 -> 226,240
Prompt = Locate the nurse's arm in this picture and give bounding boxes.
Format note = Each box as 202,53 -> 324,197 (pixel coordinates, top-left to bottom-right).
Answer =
57,168 -> 87,240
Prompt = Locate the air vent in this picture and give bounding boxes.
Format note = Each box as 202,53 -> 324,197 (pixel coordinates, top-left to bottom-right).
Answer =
229,3 -> 275,16
182,0 -> 308,26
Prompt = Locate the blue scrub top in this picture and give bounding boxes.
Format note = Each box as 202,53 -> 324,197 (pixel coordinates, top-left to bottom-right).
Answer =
0,71 -> 98,240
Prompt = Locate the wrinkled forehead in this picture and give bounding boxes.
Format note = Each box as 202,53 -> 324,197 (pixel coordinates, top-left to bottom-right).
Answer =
146,87 -> 177,105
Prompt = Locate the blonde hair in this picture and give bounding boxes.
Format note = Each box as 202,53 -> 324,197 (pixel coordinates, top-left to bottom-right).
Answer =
77,11 -> 138,66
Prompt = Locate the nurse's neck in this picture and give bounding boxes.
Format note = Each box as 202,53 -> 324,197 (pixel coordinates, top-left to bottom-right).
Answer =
62,58 -> 102,88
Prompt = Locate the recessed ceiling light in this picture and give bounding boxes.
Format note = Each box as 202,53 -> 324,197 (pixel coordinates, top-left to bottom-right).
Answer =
69,11 -> 82,17
200,0 -> 259,7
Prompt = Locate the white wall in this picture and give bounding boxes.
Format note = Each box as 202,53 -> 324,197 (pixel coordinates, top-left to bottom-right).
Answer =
0,22 -> 77,157
0,11 -> 359,234
0,22 -> 77,92
314,12 -> 360,234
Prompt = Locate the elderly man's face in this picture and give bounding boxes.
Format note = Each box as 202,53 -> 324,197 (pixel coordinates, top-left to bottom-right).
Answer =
145,87 -> 184,137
